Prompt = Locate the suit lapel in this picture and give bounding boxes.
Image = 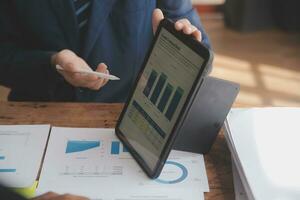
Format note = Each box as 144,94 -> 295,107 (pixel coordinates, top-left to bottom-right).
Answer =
49,0 -> 79,50
82,0 -> 117,59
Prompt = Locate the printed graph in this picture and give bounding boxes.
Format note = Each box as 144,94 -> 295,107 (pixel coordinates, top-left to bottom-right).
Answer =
66,140 -> 100,154
111,141 -> 129,155
0,169 -> 16,173
0,154 -> 17,173
156,161 -> 188,184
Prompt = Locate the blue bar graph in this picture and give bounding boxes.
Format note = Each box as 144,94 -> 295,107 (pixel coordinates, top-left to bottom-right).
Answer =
0,156 -> 5,160
111,141 -> 120,155
66,140 -> 100,154
0,169 -> 16,173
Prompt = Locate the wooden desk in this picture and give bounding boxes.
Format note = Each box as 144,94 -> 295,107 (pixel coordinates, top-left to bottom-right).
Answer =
0,102 -> 235,200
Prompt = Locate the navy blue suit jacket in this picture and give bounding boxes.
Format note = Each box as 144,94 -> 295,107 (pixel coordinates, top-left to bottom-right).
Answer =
0,0 -> 210,102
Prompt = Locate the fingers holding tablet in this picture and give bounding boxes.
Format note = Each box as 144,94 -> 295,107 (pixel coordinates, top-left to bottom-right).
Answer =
175,19 -> 202,42
152,9 -> 202,42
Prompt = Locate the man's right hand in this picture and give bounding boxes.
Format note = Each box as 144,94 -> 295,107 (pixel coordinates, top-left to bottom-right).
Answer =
32,192 -> 89,200
51,50 -> 109,90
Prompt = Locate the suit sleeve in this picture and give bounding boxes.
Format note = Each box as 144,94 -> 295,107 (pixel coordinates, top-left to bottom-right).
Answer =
0,185 -> 26,200
0,1 -> 61,96
157,0 -> 211,49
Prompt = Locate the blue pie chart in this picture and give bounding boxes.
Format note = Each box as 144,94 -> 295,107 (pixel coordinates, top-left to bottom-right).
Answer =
155,161 -> 188,184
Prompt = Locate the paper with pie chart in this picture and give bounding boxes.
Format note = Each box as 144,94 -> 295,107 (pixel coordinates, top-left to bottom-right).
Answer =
37,127 -> 209,200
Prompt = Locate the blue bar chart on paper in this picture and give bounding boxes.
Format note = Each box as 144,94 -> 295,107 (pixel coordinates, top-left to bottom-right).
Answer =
0,169 -> 17,173
0,155 -> 16,173
66,140 -> 100,154
0,125 -> 50,187
37,127 -> 210,199
111,141 -> 129,155
0,131 -> 25,174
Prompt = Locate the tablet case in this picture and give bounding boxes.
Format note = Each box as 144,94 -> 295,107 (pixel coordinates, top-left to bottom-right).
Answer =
173,76 -> 240,154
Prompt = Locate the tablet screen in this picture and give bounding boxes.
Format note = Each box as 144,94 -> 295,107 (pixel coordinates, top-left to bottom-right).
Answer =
119,27 -> 205,170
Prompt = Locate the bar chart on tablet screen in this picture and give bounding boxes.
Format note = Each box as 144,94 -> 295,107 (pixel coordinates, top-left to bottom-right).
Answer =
143,70 -> 184,121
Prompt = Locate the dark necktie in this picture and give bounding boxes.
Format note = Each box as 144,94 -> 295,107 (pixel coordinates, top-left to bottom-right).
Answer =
73,0 -> 91,45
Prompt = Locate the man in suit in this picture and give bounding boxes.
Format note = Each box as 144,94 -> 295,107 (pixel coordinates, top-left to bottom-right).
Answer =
0,0 -> 211,102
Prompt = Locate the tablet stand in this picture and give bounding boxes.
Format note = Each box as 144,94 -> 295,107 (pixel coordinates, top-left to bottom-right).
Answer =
173,76 -> 240,154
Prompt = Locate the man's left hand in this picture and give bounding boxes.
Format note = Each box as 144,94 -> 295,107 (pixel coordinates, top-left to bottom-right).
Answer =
152,8 -> 202,42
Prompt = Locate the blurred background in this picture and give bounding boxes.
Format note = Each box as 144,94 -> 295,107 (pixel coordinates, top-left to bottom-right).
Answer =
1,0 -> 300,106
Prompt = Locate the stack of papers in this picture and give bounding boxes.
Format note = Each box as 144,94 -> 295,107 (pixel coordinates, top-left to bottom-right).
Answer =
36,127 -> 209,200
224,108 -> 300,200
0,125 -> 50,188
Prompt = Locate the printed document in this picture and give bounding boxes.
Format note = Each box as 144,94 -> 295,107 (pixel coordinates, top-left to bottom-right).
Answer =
0,125 -> 50,187
38,127 -> 209,200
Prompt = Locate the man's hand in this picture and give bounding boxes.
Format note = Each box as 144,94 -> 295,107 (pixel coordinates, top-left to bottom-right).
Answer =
32,192 -> 89,200
51,50 -> 109,90
152,9 -> 202,42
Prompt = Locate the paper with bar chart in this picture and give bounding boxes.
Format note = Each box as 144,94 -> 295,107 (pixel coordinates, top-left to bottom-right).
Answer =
37,127 -> 208,200
0,125 -> 50,187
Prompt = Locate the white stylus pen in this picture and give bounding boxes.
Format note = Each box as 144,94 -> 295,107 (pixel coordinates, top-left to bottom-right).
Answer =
56,65 -> 120,81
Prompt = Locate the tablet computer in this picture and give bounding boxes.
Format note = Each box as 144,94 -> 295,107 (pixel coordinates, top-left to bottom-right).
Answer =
115,19 -> 213,179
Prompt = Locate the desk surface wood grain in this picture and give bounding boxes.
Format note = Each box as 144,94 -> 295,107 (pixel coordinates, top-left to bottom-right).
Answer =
0,102 -> 237,200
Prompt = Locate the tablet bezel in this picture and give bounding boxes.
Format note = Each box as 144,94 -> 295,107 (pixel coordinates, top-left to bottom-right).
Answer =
115,19 -> 213,179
